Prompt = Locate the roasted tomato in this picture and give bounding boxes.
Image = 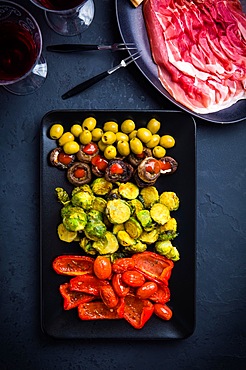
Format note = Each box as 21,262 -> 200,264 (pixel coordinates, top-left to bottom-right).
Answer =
93,256 -> 112,280
111,273 -> 130,297
112,258 -> 135,274
136,282 -> 158,300
154,303 -> 173,321
52,255 -> 94,276
100,285 -> 119,308
122,270 -> 145,287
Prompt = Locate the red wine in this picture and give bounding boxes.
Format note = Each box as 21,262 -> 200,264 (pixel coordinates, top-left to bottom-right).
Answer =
0,22 -> 37,82
37,0 -> 84,11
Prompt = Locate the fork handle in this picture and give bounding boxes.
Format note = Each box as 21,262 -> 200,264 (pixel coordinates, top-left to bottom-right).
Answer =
46,44 -> 100,53
62,71 -> 109,100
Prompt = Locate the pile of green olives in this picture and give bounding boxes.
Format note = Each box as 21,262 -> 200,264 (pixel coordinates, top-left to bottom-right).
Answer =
49,116 -> 175,159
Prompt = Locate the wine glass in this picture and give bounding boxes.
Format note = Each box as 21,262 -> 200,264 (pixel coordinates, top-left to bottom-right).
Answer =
0,1 -> 47,95
30,0 -> 95,36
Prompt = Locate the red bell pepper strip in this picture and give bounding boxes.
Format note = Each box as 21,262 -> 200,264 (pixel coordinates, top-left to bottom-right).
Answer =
132,251 -> 174,286
78,298 -> 125,320
52,255 -> 94,276
112,257 -> 135,273
59,283 -> 94,310
123,294 -> 154,329
111,273 -> 130,297
69,274 -> 108,296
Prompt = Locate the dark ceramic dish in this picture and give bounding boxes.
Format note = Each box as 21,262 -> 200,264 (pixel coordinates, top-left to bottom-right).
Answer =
115,0 -> 246,124
40,109 -> 196,339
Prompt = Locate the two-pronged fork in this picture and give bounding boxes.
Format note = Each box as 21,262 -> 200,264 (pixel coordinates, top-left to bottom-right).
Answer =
62,51 -> 141,100
47,42 -> 137,53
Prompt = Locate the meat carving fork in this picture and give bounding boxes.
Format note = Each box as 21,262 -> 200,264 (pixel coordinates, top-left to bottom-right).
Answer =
47,42 -> 138,53
62,51 -> 141,100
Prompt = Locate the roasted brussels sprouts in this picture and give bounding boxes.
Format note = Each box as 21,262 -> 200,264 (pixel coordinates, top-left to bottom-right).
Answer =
117,230 -> 135,247
139,229 -> 159,244
57,223 -> 77,242
150,203 -> 171,225
63,208 -> 87,232
71,190 -> 94,210
158,218 -> 178,241
87,209 -> 103,222
106,199 -> 131,224
84,220 -> 107,241
92,231 -> 119,254
136,210 -> 152,228
128,199 -> 144,216
124,217 -> 143,239
55,187 -> 70,205
91,177 -> 113,196
159,191 -> 180,211
123,240 -> 147,254
118,182 -> 139,199
92,197 -> 107,213
140,186 -> 159,208
79,237 -> 97,255
112,223 -> 125,235
155,240 -> 180,261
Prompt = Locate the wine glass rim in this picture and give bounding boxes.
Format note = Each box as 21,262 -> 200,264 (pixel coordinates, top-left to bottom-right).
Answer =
29,0 -> 86,14
0,0 -> 43,85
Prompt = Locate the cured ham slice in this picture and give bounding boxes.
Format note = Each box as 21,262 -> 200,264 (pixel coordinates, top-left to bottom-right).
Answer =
143,0 -> 246,113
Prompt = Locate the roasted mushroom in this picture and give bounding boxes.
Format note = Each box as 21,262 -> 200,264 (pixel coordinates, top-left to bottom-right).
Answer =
91,154 -> 108,178
128,147 -> 152,167
67,162 -> 92,186
50,147 -> 75,169
105,159 -> 134,183
159,156 -> 178,175
76,142 -> 99,163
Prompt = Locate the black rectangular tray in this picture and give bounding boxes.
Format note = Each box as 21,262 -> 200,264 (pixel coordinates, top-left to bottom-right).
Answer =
40,109 -> 196,339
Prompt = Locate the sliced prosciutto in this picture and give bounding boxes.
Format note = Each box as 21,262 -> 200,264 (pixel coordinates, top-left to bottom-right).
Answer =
143,0 -> 246,114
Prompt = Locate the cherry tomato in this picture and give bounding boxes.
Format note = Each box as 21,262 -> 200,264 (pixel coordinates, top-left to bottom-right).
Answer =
74,168 -> 86,178
154,304 -> 173,320
122,270 -> 145,287
100,285 -> 119,308
93,256 -> 112,280
91,155 -> 108,171
110,163 -> 124,174
112,258 -> 135,273
145,159 -> 161,174
82,142 -> 98,155
159,161 -> 172,171
111,274 -> 130,297
57,152 -> 74,165
136,282 -> 158,299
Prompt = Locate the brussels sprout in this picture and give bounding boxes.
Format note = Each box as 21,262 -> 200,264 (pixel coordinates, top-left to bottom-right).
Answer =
57,223 -> 77,242
72,184 -> 93,196
107,188 -> 121,201
63,209 -> 87,232
87,209 -> 103,222
91,177 -> 113,196
84,220 -> 107,241
136,210 -> 152,228
112,223 -> 125,234
79,237 -> 97,255
140,186 -> 159,208
92,197 -> 107,213
124,240 -> 147,254
118,182 -> 139,199
124,217 -> 143,239
128,199 -> 144,216
159,191 -> 180,211
55,187 -> 70,205
139,229 -> 159,244
71,190 -> 94,210
106,199 -> 131,224
158,218 -> 178,241
61,204 -> 74,218
150,203 -> 171,225
155,240 -> 180,261
117,231 -> 135,247
92,231 -> 119,254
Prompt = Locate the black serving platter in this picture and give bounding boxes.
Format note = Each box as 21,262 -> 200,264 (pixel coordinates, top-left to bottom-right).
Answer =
40,109 -> 196,339
115,0 -> 246,124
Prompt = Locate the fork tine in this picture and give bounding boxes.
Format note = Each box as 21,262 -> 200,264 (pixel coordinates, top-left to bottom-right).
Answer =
123,51 -> 142,65
115,42 -> 137,50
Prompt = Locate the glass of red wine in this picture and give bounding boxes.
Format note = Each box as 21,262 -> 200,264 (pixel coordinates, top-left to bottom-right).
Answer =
0,1 -> 47,95
30,0 -> 95,36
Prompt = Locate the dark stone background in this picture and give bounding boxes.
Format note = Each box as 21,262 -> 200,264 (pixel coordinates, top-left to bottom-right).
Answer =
0,1 -> 245,369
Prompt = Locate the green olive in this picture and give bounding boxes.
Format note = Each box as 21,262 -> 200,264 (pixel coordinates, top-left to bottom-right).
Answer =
147,118 -> 161,134
116,132 -> 129,142
98,140 -> 108,151
49,124 -> 64,140
82,117 -> 97,131
130,137 -> 143,155
103,121 -> 118,133
121,119 -> 135,134
92,127 -> 103,141
129,130 -> 137,140
152,146 -> 166,158
137,128 -> 153,144
70,124 -> 82,137
104,145 -> 117,159
63,141 -> 80,154
58,132 -> 75,146
102,131 -> 116,145
146,134 -> 160,148
117,140 -> 130,156
160,135 -> 175,148
79,129 -> 92,145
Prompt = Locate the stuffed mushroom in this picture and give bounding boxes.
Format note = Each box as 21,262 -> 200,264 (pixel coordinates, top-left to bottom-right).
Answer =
67,162 -> 92,186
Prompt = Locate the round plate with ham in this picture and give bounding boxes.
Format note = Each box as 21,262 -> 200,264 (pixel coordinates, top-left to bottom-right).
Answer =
116,0 -> 246,124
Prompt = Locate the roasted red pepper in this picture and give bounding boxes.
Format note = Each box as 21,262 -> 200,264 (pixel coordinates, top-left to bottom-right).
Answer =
149,286 -> 170,304
132,251 -> 174,286
69,274 -> 108,296
59,282 -> 94,310
112,257 -> 135,273
82,142 -> 98,155
78,298 -> 125,320
52,255 -> 94,276
91,155 -> 108,171
111,273 -> 130,297
123,294 -> 154,329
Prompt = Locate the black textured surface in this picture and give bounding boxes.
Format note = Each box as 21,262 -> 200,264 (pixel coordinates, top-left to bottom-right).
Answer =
0,0 -> 246,369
